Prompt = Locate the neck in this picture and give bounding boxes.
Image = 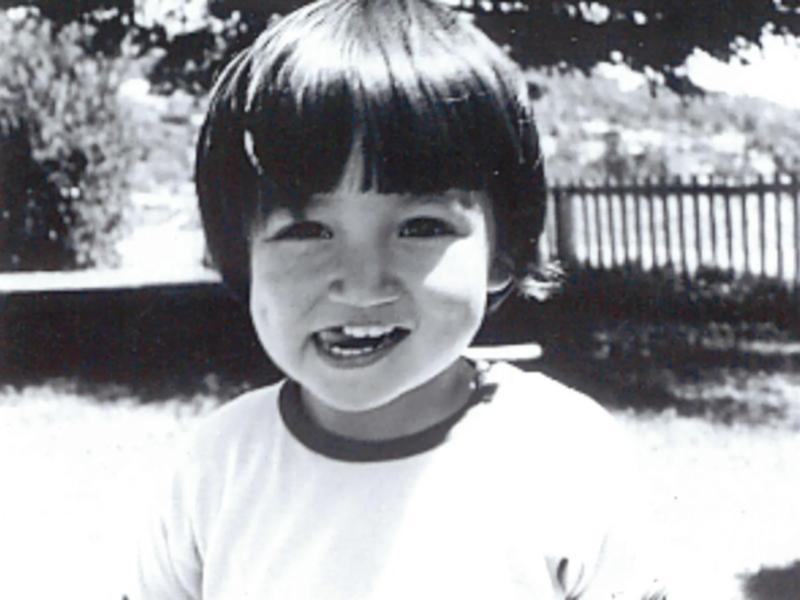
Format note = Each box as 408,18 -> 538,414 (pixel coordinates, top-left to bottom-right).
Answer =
299,358 -> 478,442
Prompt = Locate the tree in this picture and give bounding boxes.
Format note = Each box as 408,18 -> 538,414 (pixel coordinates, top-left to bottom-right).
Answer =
462,0 -> 800,93
1,0 -> 799,93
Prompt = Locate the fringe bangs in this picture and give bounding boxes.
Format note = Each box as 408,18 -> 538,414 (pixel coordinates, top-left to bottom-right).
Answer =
236,0 -> 536,199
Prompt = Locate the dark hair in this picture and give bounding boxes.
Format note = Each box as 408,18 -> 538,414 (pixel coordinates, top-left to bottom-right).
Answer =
196,0 -> 546,301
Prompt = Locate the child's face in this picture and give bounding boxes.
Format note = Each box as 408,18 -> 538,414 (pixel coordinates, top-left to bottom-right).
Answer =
249,189 -> 507,413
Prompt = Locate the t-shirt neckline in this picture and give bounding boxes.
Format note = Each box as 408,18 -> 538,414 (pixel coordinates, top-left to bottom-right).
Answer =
278,369 -> 497,462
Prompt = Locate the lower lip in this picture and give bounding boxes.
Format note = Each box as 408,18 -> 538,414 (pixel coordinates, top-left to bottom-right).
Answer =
313,333 -> 407,370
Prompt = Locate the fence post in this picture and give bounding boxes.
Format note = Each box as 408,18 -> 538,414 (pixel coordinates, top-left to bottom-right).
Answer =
649,177 -> 659,268
634,180 -> 644,269
775,173 -> 785,282
676,175 -> 688,274
758,174 -> 767,277
605,178 -> 618,266
659,176 -> 673,269
691,175 -> 702,271
554,188 -> 578,266
793,173 -> 800,288
723,180 -> 734,273
710,176 -> 719,269
741,180 -> 750,275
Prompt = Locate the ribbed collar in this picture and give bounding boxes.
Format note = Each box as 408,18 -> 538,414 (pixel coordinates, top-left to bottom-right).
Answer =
278,367 -> 497,462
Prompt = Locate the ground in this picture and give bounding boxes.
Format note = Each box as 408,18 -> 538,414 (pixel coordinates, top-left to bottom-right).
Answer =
623,411 -> 800,599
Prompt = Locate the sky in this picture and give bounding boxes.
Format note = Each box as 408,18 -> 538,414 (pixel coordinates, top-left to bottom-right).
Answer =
601,33 -> 800,109
687,34 -> 800,108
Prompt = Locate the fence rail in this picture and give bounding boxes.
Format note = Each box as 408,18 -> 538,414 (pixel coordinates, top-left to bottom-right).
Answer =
542,174 -> 800,286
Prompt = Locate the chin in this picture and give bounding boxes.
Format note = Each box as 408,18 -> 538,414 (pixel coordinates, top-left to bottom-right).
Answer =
309,379 -> 409,413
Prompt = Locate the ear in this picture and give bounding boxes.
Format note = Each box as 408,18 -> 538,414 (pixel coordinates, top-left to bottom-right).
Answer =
487,253 -> 514,294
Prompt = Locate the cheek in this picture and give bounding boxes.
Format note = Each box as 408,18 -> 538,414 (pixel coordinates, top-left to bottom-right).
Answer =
251,244 -> 326,294
249,256 -> 304,329
419,239 -> 491,312
249,272 -> 306,367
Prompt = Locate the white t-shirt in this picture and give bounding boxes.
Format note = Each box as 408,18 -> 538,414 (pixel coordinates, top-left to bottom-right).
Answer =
125,362 -> 664,599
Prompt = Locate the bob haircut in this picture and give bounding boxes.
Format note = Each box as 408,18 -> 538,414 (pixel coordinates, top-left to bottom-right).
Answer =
196,0 -> 547,301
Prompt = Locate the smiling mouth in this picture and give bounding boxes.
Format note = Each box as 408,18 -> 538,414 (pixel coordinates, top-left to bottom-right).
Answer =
313,325 -> 410,360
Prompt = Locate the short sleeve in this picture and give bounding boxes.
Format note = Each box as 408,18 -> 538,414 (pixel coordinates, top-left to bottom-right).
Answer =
122,444 -> 203,600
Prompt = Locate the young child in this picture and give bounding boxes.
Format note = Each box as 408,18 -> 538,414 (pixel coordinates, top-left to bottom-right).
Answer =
127,0 -> 666,597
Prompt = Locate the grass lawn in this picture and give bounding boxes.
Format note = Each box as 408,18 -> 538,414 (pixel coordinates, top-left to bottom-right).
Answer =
0,387 -> 212,600
621,410 -> 800,599
0,372 -> 798,600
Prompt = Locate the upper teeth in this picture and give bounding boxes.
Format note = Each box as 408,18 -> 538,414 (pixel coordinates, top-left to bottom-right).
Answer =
341,325 -> 396,338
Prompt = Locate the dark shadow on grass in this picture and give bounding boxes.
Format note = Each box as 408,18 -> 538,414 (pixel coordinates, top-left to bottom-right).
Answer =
1,281 -> 283,403
531,349 -> 795,427
483,295 -> 800,428
742,560 -> 800,600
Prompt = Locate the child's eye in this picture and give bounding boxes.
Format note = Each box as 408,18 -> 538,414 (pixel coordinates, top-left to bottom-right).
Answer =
272,221 -> 333,241
398,217 -> 455,238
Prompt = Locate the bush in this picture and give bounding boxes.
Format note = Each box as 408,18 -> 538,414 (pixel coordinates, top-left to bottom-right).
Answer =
0,9 -> 137,270
0,108 -> 78,270
145,10 -> 279,94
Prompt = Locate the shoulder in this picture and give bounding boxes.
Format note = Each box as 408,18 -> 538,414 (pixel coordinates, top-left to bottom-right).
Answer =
197,381 -> 283,435
178,380 -> 286,472
480,362 -> 637,555
479,361 -> 634,511
483,361 -> 625,451
158,381 -> 287,522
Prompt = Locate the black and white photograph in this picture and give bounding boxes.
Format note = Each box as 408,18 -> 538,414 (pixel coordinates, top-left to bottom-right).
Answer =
1,0 -> 799,598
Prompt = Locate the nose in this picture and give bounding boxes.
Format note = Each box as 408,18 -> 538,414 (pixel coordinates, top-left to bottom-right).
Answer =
328,243 -> 400,307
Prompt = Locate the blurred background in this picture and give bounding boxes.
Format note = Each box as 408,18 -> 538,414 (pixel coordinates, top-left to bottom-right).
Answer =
1,1 -> 799,598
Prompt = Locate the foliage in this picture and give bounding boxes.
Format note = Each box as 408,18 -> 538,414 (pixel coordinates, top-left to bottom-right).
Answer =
531,69 -> 800,182
11,0 -> 134,24
2,0 -> 799,95
467,0 -> 800,94
0,109 -> 77,270
144,12 -> 280,94
0,10 -> 137,269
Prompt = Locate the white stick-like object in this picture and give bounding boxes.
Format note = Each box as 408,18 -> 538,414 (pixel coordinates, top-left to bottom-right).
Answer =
464,343 -> 542,362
